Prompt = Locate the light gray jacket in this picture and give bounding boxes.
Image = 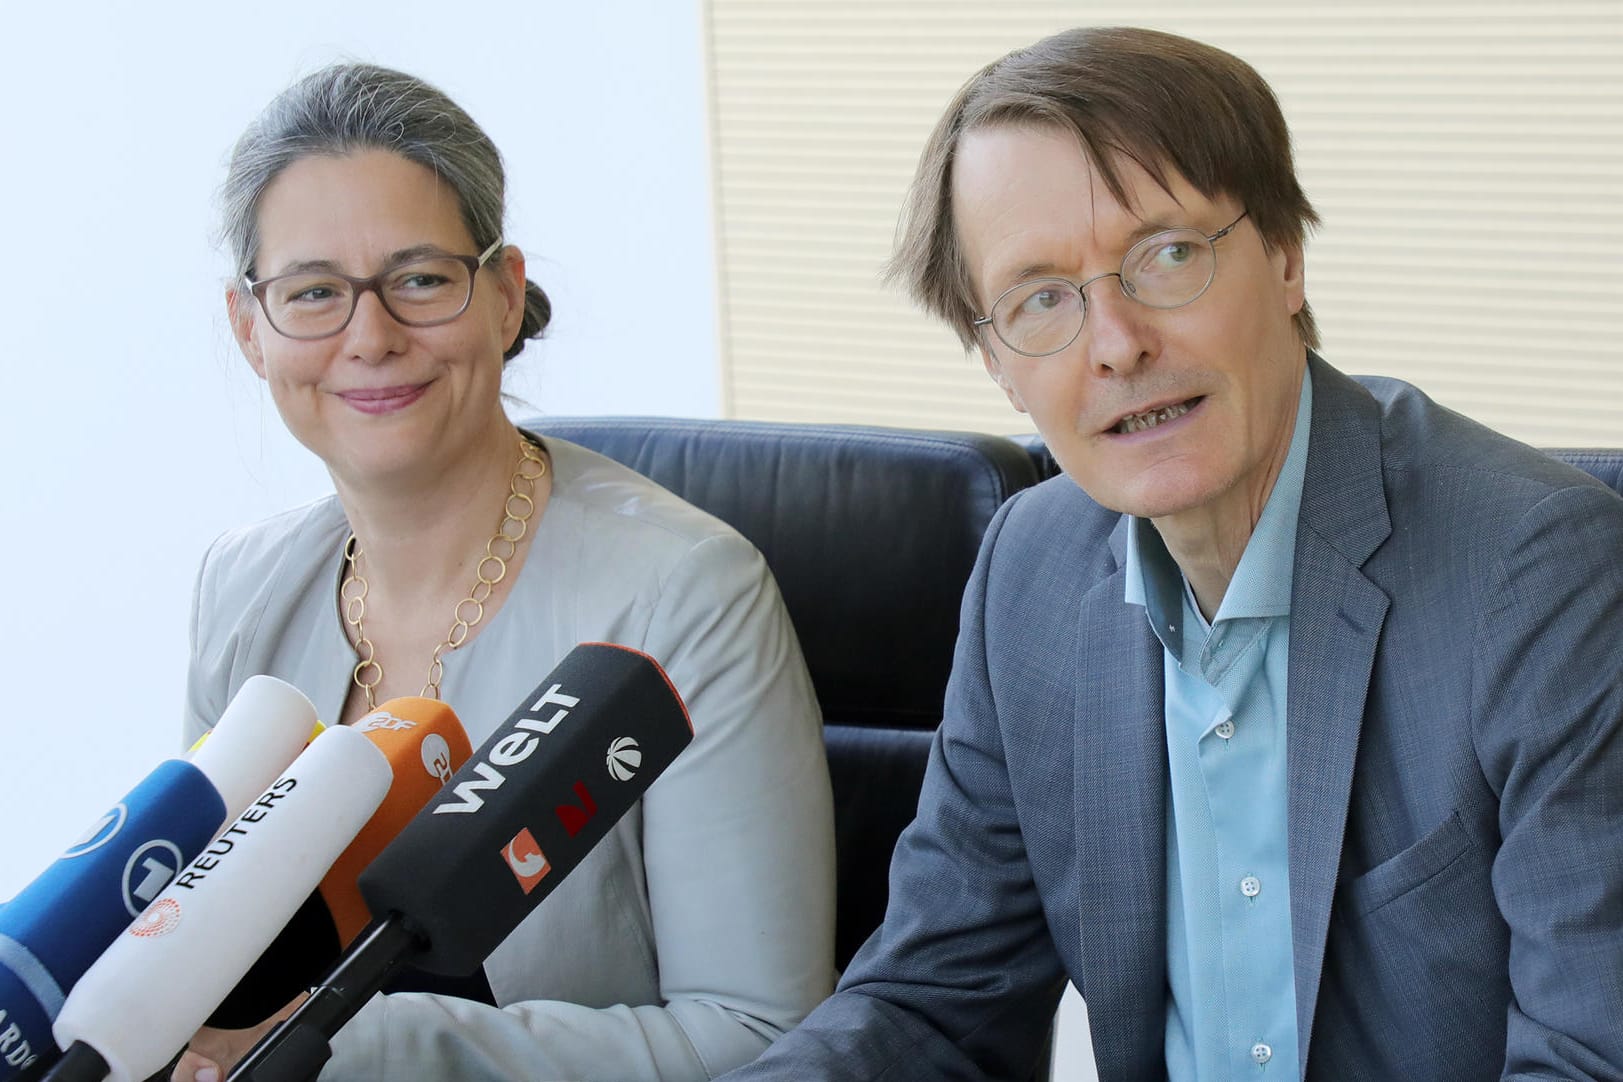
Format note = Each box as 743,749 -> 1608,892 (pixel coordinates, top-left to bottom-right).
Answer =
186,437 -> 836,1081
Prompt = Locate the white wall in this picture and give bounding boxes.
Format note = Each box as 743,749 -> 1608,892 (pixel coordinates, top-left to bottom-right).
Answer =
0,2 -> 720,895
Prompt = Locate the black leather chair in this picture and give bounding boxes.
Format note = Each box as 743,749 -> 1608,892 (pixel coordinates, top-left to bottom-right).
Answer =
401,414 -> 1616,1080
533,416 -> 1041,969
536,420 -> 1619,971
1546,449 -> 1623,495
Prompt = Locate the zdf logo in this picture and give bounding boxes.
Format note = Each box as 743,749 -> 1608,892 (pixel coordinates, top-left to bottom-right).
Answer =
420,733 -> 454,783
359,711 -> 418,734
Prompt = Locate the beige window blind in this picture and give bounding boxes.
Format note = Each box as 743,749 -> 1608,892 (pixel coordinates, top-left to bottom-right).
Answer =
705,1 -> 1623,447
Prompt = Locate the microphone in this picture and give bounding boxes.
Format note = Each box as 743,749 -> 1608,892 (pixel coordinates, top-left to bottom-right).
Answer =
0,677 -> 315,1080
208,698 -> 472,1028
228,642 -> 694,1082
186,677 -> 325,821
45,724 -> 395,1082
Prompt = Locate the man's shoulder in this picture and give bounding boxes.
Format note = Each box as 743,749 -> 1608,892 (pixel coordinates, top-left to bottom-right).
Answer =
1351,371 -> 1611,504
1329,366 -> 1623,594
1000,472 -> 1121,544
980,473 -> 1125,607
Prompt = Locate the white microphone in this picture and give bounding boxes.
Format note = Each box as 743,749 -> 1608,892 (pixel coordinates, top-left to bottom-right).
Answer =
0,675 -> 315,1082
188,675 -> 321,822
228,643 -> 695,1082
45,725 -> 393,1082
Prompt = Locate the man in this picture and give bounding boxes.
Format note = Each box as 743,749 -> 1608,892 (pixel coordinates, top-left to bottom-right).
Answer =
726,26 -> 1623,1082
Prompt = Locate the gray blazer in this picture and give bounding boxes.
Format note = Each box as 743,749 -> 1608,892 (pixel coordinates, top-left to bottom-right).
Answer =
186,438 -> 835,1081
728,357 -> 1623,1081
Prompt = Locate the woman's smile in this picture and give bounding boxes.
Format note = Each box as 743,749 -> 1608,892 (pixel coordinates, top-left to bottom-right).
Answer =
335,381 -> 432,415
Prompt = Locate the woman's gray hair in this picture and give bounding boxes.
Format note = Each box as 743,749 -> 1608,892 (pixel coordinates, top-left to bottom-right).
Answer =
221,62 -> 550,361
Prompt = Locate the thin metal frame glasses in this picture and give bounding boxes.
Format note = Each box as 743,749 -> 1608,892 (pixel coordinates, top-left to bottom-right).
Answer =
246,239 -> 504,340
973,211 -> 1249,357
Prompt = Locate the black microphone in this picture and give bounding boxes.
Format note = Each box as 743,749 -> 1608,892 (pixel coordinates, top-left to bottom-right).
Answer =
207,698 -> 473,1028
227,642 -> 694,1082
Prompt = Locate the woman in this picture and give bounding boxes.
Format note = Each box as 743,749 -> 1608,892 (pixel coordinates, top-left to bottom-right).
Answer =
176,63 -> 834,1081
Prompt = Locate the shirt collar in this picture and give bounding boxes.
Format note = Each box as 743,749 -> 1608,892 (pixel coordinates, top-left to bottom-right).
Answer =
1125,366 -> 1315,641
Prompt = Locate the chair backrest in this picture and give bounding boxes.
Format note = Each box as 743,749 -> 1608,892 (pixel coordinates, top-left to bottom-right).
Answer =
532,416 -> 1040,967
1546,449 -> 1623,495
530,417 -> 1621,978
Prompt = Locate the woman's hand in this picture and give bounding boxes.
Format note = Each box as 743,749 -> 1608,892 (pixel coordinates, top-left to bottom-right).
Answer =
169,993 -> 306,1082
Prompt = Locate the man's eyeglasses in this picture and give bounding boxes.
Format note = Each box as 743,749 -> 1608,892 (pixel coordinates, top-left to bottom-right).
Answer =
972,212 -> 1249,357
245,239 -> 504,340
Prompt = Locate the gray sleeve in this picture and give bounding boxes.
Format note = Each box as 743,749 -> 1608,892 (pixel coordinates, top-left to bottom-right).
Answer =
182,533 -> 230,750
723,496 -> 1062,1082
1478,484 -> 1623,1079
319,532 -> 837,1081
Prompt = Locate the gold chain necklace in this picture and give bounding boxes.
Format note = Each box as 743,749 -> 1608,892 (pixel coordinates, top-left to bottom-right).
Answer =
340,434 -> 547,709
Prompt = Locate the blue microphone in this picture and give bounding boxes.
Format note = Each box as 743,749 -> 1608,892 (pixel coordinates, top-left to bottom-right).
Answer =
0,761 -> 221,1076
0,676 -> 316,1080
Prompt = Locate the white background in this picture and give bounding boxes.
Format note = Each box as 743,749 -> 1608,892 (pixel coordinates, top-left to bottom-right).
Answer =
0,2 -> 722,892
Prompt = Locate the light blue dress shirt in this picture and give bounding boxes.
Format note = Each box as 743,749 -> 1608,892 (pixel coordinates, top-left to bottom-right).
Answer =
1125,368 -> 1313,1081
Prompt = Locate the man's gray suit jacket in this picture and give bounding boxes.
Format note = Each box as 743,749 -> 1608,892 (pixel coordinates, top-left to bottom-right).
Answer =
728,357 -> 1623,1081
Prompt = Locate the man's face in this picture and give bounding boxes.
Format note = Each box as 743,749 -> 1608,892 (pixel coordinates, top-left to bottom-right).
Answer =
953,124 -> 1308,528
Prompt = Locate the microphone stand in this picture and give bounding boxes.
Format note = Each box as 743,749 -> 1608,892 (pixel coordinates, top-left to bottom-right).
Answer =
37,1043 -> 106,1082
226,918 -> 421,1082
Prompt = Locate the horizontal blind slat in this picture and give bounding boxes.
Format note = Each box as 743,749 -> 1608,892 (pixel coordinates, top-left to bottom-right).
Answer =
707,3 -> 1623,441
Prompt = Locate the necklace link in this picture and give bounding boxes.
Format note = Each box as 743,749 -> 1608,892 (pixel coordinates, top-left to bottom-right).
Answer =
341,434 -> 548,710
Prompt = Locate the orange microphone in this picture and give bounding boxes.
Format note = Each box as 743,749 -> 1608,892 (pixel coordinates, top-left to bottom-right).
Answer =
207,698 -> 471,1028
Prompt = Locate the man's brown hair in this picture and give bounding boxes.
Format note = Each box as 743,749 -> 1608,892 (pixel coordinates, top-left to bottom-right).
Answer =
889,26 -> 1320,351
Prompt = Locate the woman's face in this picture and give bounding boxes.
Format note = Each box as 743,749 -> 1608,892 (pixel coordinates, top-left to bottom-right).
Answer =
229,149 -> 526,489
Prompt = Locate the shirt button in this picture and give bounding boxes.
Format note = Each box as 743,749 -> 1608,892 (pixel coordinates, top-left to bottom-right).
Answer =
1240,875 -> 1262,898
1215,719 -> 1235,740
1251,1042 -> 1272,1065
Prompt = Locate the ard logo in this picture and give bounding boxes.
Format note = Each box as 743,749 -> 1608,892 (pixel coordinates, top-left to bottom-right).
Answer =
121,839 -> 186,917
64,804 -> 128,859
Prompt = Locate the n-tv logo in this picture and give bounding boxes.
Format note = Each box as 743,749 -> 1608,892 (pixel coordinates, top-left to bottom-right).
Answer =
503,828 -> 551,894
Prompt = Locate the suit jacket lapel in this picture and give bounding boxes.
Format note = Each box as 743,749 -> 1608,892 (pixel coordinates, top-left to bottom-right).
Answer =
1286,358 -> 1392,1076
1074,519 -> 1169,1079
